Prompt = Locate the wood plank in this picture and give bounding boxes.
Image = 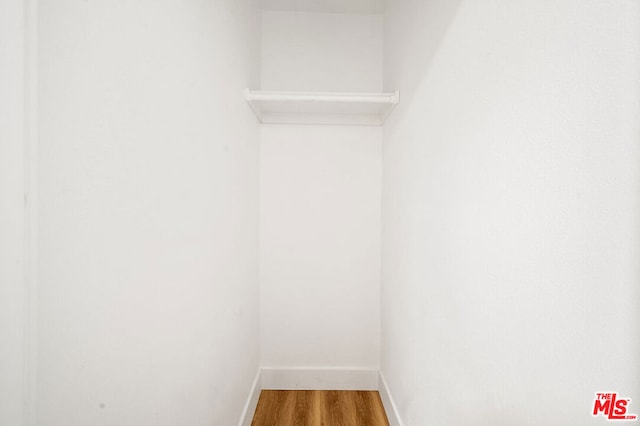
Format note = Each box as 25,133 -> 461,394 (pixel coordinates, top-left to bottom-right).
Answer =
251,390 -> 390,426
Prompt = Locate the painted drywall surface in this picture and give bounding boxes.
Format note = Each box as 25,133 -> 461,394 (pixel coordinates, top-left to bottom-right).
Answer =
260,0 -> 385,15
259,9 -> 383,373
37,1 -> 261,425
261,10 -> 383,92
260,125 -> 381,370
0,1 -> 26,424
381,1 -> 640,425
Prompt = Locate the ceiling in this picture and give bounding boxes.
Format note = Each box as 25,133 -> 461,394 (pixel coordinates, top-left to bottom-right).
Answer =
260,0 -> 385,14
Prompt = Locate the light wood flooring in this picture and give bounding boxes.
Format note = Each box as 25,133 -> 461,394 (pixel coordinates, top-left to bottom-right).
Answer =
251,390 -> 390,426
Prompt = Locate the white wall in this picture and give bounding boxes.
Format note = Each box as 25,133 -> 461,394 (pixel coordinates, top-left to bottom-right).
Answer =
260,0 -> 385,15
261,11 -> 383,92
0,1 -> 27,424
259,10 -> 383,375
260,125 -> 381,370
37,1 -> 261,425
381,1 -> 640,425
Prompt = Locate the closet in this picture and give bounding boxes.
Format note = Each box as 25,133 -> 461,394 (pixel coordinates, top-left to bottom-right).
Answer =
3,0 -> 639,425
253,6 -> 394,399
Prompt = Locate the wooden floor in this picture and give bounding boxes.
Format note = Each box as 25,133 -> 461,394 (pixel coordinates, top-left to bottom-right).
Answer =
251,390 -> 389,426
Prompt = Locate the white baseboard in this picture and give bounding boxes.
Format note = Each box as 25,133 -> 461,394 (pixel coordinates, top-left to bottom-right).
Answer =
238,367 -> 262,426
261,367 -> 379,390
378,372 -> 404,426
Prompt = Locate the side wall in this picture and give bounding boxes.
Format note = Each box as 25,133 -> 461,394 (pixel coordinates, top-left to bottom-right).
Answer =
381,1 -> 640,425
0,0 -> 27,424
37,1 -> 261,425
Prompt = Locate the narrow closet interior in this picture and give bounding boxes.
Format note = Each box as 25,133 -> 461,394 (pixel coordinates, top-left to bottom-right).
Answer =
5,0 -> 638,425
250,4 -> 396,423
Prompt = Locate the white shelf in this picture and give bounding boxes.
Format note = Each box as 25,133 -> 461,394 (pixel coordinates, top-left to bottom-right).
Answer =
245,89 -> 399,126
